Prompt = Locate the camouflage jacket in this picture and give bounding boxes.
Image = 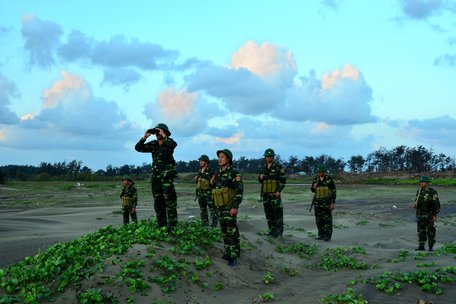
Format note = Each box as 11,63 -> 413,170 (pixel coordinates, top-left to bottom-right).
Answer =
120,183 -> 138,207
135,137 -> 177,179
195,166 -> 214,193
415,186 -> 440,216
311,175 -> 337,203
213,166 -> 243,209
258,162 -> 286,194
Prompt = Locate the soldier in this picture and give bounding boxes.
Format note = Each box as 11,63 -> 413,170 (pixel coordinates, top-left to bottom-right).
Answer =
310,164 -> 336,242
210,149 -> 243,266
194,154 -> 217,227
135,123 -> 178,232
258,148 -> 286,237
120,176 -> 138,224
413,176 -> 440,251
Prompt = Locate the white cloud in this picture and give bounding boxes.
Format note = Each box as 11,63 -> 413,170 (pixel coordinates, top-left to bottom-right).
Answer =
41,70 -> 89,109
20,14 -> 62,68
0,73 -> 19,124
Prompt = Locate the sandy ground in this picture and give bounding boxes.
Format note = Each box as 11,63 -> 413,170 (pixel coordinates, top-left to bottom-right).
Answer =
1,184 -> 456,303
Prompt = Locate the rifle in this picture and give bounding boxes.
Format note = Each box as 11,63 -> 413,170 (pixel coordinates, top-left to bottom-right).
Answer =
309,194 -> 316,212
309,176 -> 319,212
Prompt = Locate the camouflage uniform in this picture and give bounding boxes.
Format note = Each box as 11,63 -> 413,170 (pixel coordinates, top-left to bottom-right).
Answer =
212,149 -> 243,261
135,124 -> 178,230
120,178 -> 138,224
311,165 -> 336,241
258,149 -> 286,237
195,156 -> 217,226
415,176 -> 440,251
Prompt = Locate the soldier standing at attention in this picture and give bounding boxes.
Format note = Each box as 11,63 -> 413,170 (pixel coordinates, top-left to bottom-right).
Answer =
135,123 -> 178,232
311,164 -> 336,242
120,176 -> 138,224
210,149 -> 243,266
258,148 -> 286,237
413,176 -> 440,251
194,154 -> 217,227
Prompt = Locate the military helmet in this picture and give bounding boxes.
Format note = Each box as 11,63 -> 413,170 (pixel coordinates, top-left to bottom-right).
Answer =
419,176 -> 431,183
217,149 -> 233,162
263,148 -> 275,157
122,176 -> 133,182
198,154 -> 209,162
316,164 -> 327,173
150,123 -> 171,136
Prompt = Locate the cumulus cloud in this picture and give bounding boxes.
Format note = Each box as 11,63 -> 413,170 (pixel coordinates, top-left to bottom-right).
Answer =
231,41 -> 297,86
0,73 -> 20,125
102,67 -> 143,90
20,14 -> 63,68
399,0 -> 444,19
58,30 -> 92,61
434,54 -> 456,66
389,115 -> 456,147
143,87 -> 223,137
41,70 -> 89,109
0,70 -> 137,150
276,65 -> 376,125
187,63 -> 283,115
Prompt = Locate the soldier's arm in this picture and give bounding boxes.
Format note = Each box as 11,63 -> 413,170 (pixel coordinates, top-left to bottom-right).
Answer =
329,178 -> 337,202
135,137 -> 153,153
232,172 -> 244,209
432,189 -> 440,216
278,165 -> 286,192
132,187 -> 138,207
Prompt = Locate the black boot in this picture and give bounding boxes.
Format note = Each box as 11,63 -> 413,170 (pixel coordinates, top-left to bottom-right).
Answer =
415,245 -> 425,251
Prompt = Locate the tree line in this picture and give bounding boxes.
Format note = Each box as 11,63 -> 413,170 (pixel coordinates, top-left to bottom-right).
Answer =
0,145 -> 454,183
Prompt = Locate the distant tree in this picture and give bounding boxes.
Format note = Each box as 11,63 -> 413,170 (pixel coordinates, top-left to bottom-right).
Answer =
347,155 -> 365,173
0,171 -> 5,184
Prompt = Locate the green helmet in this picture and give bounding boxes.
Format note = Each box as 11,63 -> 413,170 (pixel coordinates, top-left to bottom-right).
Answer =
198,154 -> 209,162
263,148 -> 275,157
316,164 -> 327,173
217,149 -> 233,163
122,176 -> 133,182
148,123 -> 171,136
419,176 -> 431,183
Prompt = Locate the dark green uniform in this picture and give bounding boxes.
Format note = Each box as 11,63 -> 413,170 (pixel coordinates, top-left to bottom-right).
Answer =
258,162 -> 286,237
212,166 -> 243,259
311,175 -> 336,241
195,166 -> 217,226
415,185 -> 440,250
120,182 -> 138,224
135,136 -> 178,230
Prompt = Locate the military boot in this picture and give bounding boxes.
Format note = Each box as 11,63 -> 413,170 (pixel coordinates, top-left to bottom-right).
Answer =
415,245 -> 425,251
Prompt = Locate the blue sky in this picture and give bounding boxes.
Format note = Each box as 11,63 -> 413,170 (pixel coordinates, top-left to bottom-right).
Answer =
1,0 -> 455,170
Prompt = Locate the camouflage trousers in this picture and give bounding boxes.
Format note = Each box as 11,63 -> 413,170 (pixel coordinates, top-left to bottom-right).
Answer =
197,190 -> 218,227
122,205 -> 137,224
416,214 -> 436,248
217,207 -> 240,258
262,193 -> 283,237
151,176 -> 177,229
314,200 -> 333,241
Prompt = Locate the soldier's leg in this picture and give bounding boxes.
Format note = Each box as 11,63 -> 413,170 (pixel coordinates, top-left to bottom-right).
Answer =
130,207 -> 138,223
427,220 -> 436,249
122,207 -> 130,224
263,196 -> 274,233
207,193 -> 218,227
152,178 -> 167,227
314,204 -> 324,238
197,194 -> 209,226
272,197 -> 284,237
162,178 -> 178,228
221,209 -> 240,258
417,217 -> 427,247
322,207 -> 333,241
